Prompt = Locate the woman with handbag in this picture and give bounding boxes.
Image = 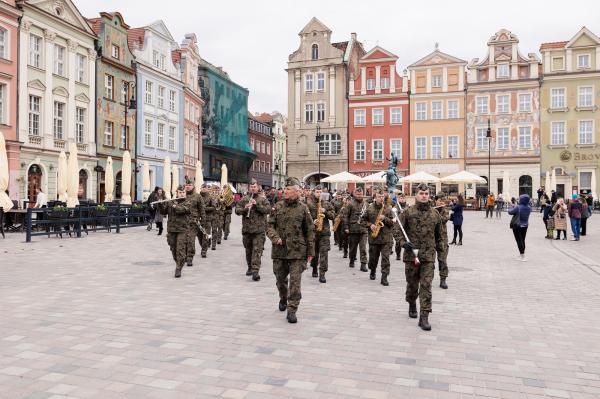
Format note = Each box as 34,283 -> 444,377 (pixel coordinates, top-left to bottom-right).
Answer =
508,194 -> 531,261
553,198 -> 567,240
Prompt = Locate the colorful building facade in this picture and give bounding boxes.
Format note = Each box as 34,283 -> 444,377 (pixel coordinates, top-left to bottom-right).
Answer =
348,46 -> 409,181
540,27 -> 600,199
248,112 -> 273,188
271,111 -> 287,188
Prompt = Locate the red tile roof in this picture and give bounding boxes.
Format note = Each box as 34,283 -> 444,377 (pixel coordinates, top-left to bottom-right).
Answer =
332,41 -> 348,52
540,41 -> 568,50
171,49 -> 181,65
127,28 -> 145,52
255,113 -> 273,123
86,18 -> 102,36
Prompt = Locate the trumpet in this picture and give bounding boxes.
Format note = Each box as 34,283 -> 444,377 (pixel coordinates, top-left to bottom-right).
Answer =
150,197 -> 184,206
246,193 -> 256,218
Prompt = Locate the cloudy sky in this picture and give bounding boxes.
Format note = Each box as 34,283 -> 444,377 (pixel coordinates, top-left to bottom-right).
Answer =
77,0 -> 599,115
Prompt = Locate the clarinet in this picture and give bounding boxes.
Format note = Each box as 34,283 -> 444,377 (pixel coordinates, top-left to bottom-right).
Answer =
246,193 -> 256,218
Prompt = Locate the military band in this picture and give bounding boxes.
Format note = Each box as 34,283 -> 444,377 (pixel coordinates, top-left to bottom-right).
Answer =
306,185 -> 335,283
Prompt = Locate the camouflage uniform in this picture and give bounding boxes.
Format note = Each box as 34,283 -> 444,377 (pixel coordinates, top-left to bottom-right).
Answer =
214,200 -> 224,245
435,206 -> 450,280
267,197 -> 315,313
184,190 -> 206,265
343,197 -> 368,267
235,192 -> 271,274
306,196 -> 335,277
199,192 -> 216,254
222,202 -> 233,239
398,201 -> 443,314
363,201 -> 394,277
158,199 -> 191,276
332,196 -> 344,247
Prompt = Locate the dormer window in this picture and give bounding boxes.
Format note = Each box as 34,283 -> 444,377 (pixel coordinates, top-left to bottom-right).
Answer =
111,44 -> 120,60
431,75 -> 441,87
578,54 -> 590,69
311,44 -> 318,60
497,63 -> 509,78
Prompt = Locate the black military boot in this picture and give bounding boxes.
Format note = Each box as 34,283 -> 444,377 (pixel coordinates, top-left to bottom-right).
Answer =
211,245 -> 216,250
312,267 -> 318,278
252,272 -> 260,281
369,269 -> 376,280
319,274 -> 326,283
287,310 -> 297,323
440,278 -> 448,289
186,260 -> 193,267
224,234 -> 228,240
349,261 -> 355,268
396,253 -> 401,260
201,252 -> 207,258
174,268 -> 182,278
343,249 -> 348,258
408,303 -> 418,318
245,267 -> 253,276
278,300 -> 287,312
418,311 -> 431,331
381,273 -> 389,286
360,263 -> 368,272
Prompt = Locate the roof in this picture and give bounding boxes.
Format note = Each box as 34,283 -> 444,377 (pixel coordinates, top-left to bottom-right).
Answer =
171,49 -> 181,65
255,113 -> 273,123
127,28 -> 145,51
540,41 -> 568,50
86,17 -> 102,36
332,41 -> 348,52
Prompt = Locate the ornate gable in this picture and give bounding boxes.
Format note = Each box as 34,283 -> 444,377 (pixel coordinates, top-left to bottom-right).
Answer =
299,17 -> 331,35
361,46 -> 398,61
488,28 -> 518,45
148,20 -> 175,42
52,86 -> 69,97
28,0 -> 95,36
75,93 -> 89,103
409,48 -> 467,68
28,79 -> 46,91
566,27 -> 600,48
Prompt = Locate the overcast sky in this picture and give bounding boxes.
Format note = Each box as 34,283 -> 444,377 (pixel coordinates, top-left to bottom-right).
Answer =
77,0 -> 599,115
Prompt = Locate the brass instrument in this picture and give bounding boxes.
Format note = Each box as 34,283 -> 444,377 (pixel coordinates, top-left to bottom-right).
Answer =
315,196 -> 325,232
246,192 -> 256,218
150,197 -> 184,206
332,198 -> 349,232
221,184 -> 234,207
371,200 -> 386,238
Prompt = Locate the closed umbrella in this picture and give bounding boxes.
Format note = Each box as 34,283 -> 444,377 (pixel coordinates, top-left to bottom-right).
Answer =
551,168 -> 557,194
105,157 -> 114,202
194,161 -> 203,194
0,132 -> 13,211
171,164 -> 179,198
221,163 -> 228,187
142,161 -> 151,201
163,157 -> 171,199
121,150 -> 132,204
503,170 -> 510,200
545,171 -> 551,197
66,142 -> 79,208
57,151 -> 68,202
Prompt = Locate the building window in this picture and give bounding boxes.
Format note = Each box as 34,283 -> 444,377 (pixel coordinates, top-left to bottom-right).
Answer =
447,100 -> 458,119
431,136 -> 442,159
579,120 -> 593,144
160,55 -> 165,70
578,54 -> 590,69
551,121 -> 566,145
476,128 -> 488,150
552,57 -> 564,71
416,102 -> 427,120
354,109 -> 365,126
317,103 -> 325,122
496,127 -> 509,150
121,125 -> 129,149
476,96 -> 489,114
169,90 -> 176,112
496,63 -> 509,78
551,88 -> 565,109
53,101 -> 64,139
103,121 -> 113,146
305,103 -> 313,123
580,171 -> 592,191
390,108 -> 402,124
189,133 -> 195,159
372,108 -> 384,125
305,74 -> 313,92
157,86 -> 165,108
372,139 -> 384,161
157,123 -> 165,149
518,94 -> 532,113
311,44 -> 318,60
168,126 -> 176,151
319,133 -> 342,155
75,107 -> 85,143
145,81 -> 153,104
447,136 -> 458,158
518,126 -> 532,149
415,137 -> 426,160
496,94 -> 509,113
249,138 -> 255,150
111,44 -> 119,59
153,50 -> 160,68
317,72 -> 325,91
0,84 -> 5,124
381,77 -> 390,89
366,79 -> 375,90
105,74 -> 114,99
431,75 -> 441,87
53,44 -> 65,76
76,54 -> 86,83
0,28 -> 6,59
431,101 -> 442,120
390,139 -> 402,159
260,142 -> 265,153
578,86 -> 593,107
29,34 -> 42,68
28,95 -> 40,136
267,144 -> 270,155
144,119 -> 152,146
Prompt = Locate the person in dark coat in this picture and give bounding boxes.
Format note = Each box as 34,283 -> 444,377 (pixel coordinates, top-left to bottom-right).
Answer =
449,194 -> 464,246
508,194 -> 532,261
146,187 -> 160,231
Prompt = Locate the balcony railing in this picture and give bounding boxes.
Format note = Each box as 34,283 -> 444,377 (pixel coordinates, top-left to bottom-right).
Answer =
28,135 -> 42,145
54,139 -> 66,149
77,143 -> 88,152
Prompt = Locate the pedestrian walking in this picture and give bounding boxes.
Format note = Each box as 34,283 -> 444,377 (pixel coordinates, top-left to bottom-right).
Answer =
495,193 -> 504,218
580,194 -> 590,236
567,194 -> 583,241
449,194 -> 464,246
542,203 -> 555,239
485,193 -> 495,218
508,194 -> 531,261
553,198 -> 568,240
154,188 -> 166,235
146,186 -> 159,230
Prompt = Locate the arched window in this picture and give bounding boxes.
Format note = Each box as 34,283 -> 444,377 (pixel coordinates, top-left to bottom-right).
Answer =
519,175 -> 532,197
311,44 -> 318,60
27,164 -> 43,206
78,169 -> 88,199
298,134 -> 308,156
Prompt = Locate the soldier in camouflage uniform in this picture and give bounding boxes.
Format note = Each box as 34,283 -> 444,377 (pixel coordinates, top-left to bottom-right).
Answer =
306,185 -> 335,283
393,193 -> 408,260
434,195 -> 449,289
332,193 -> 344,248
362,190 -> 395,286
235,178 -> 271,281
338,194 -> 351,258
158,186 -> 191,278
199,184 -> 216,256
398,183 -> 444,331
343,187 -> 368,272
184,179 -> 206,266
212,185 -> 224,246
222,187 -> 233,240
267,177 -> 315,324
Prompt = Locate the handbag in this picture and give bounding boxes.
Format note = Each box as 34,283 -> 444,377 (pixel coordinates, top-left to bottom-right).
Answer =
509,206 -> 520,229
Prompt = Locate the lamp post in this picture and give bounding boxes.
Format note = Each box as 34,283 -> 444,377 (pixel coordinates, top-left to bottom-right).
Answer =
314,124 -> 321,186
124,81 -> 136,199
486,118 -> 492,196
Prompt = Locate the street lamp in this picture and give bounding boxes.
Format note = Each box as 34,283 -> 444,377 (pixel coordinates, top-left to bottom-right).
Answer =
124,81 -> 137,199
486,118 -> 492,196
314,124 -> 321,186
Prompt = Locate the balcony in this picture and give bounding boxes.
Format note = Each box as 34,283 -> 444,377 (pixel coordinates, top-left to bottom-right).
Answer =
53,139 -> 66,150
28,135 -> 42,146
76,143 -> 88,152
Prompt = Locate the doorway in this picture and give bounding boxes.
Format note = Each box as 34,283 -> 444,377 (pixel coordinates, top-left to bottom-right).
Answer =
27,164 -> 43,207
78,170 -> 88,199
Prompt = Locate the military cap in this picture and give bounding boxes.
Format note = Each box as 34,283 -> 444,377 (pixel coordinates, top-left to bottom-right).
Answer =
397,192 -> 405,198
185,177 -> 194,185
249,178 -> 258,185
201,183 -> 208,188
416,183 -> 430,192
314,184 -> 323,190
354,187 -> 363,193
285,177 -> 302,187
176,185 -> 185,191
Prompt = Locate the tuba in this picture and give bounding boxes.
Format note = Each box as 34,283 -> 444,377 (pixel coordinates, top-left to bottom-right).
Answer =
220,184 -> 234,207
315,196 -> 325,232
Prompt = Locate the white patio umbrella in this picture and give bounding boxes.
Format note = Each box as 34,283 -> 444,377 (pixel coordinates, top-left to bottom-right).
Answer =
544,171 -> 551,196
66,142 -> 79,208
551,168 -> 557,194
399,171 -> 440,183
163,157 -> 171,199
503,170 -> 510,200
142,161 -> 151,201
321,171 -> 363,183
0,132 -> 13,211
440,171 -> 487,184
171,164 -> 179,198
57,151 -> 68,202
194,160 -> 203,194
105,157 -> 114,202
221,163 -> 228,187
121,150 -> 132,204
360,171 -> 387,183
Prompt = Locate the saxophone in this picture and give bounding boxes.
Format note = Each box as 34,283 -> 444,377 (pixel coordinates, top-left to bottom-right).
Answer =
315,196 -> 325,232
371,201 -> 386,238
332,202 -> 346,232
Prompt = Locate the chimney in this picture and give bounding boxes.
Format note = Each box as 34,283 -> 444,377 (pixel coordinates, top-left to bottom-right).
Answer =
351,32 -> 357,42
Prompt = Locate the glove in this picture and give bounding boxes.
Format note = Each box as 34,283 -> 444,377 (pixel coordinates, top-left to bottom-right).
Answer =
402,242 -> 415,251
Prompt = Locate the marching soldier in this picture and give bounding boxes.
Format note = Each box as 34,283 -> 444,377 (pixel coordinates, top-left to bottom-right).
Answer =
398,183 -> 444,331
184,179 -> 206,266
212,185 -> 224,246
362,190 -> 394,286
235,178 -> 271,281
332,192 -> 344,249
434,195 -> 450,289
199,184 -> 216,256
306,185 -> 335,283
393,192 -> 408,260
266,177 -> 315,324
158,186 -> 191,278
343,187 -> 368,272
222,186 -> 234,240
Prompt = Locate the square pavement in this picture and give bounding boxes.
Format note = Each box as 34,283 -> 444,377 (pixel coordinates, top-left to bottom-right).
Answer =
1,210 -> 600,398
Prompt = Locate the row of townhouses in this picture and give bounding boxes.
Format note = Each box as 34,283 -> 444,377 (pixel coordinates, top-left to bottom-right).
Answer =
287,18 -> 600,199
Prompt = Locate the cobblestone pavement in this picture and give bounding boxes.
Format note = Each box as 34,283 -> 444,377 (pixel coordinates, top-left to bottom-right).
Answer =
1,211 -> 600,399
